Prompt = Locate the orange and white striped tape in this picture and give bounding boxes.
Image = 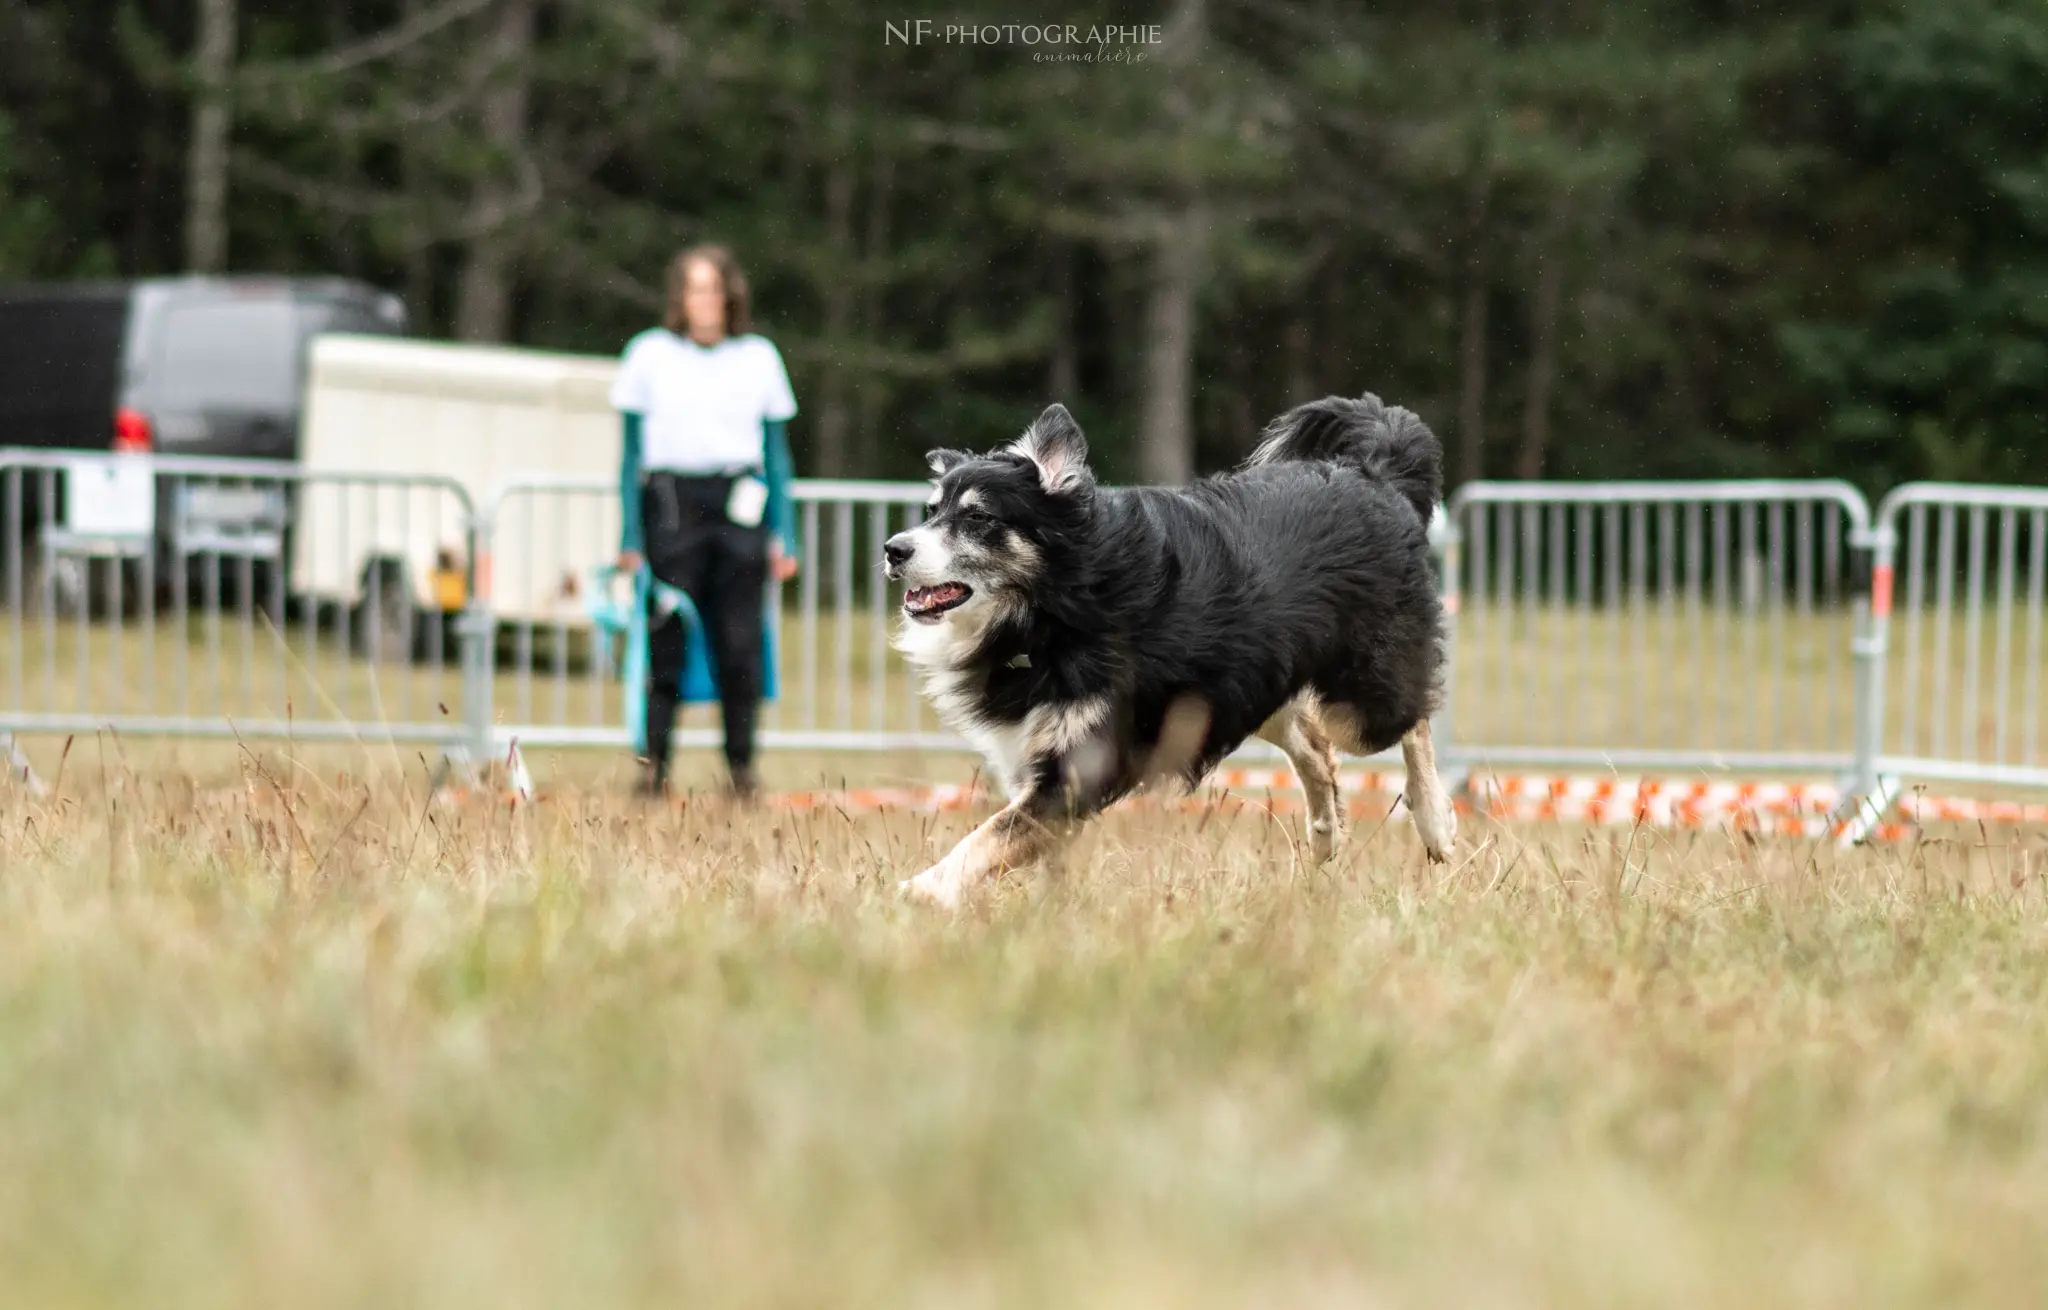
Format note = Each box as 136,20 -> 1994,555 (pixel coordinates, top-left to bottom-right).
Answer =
771,781 -> 984,813
1889,793 -> 2048,826
761,769 -> 2047,842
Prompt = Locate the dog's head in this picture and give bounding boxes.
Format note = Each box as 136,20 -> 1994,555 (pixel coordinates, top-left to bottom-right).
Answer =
883,403 -> 1094,650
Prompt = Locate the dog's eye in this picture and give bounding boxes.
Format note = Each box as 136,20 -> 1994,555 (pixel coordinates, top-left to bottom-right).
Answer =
955,505 -> 991,524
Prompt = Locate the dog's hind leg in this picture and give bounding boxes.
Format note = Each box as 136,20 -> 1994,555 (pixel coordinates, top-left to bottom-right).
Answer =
1401,719 -> 1455,863
1258,695 -> 1346,864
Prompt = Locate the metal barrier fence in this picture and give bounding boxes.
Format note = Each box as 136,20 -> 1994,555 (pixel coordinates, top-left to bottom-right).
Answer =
0,448 -> 476,754
7,449 -> 2048,824
1440,480 -> 1881,790
1866,484 -> 2048,791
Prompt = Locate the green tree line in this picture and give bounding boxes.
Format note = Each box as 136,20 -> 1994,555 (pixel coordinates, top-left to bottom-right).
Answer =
1,0 -> 2042,489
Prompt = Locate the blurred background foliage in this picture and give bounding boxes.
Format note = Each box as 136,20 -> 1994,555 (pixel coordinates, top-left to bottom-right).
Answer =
1,0 -> 2042,489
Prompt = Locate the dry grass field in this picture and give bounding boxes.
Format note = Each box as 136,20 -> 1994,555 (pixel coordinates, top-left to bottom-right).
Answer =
0,749 -> 2045,1309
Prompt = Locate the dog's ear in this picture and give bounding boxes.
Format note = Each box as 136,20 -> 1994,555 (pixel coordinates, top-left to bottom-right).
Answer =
1006,404 -> 1091,496
925,448 -> 972,478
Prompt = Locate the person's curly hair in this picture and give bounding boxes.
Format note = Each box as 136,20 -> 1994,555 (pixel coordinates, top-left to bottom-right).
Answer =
664,244 -> 752,336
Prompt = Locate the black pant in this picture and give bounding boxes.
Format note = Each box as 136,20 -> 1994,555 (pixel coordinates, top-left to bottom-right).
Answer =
641,471 -> 768,781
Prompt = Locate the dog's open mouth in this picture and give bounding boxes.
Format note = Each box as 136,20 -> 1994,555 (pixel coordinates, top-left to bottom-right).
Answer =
903,582 -> 972,621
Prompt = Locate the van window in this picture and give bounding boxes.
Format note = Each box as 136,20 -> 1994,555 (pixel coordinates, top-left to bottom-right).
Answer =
0,289 -> 127,446
152,299 -> 301,411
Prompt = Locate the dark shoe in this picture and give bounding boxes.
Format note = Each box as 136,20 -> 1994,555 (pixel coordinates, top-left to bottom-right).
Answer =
727,766 -> 761,804
632,758 -> 669,802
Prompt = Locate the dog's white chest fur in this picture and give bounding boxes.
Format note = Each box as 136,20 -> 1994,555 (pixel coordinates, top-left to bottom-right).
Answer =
895,613 -> 1031,799
964,717 -> 1032,800
923,665 -> 1030,799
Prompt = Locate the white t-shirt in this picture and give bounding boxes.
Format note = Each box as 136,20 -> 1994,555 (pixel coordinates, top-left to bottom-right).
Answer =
610,329 -> 798,473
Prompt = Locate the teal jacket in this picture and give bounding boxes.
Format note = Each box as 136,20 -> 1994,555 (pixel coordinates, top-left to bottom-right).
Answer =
615,413 -> 796,750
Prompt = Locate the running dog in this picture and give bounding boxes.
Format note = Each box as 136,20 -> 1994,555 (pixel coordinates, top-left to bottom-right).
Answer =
882,394 -> 1454,908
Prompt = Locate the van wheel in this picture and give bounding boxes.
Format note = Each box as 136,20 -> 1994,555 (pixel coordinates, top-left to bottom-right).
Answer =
109,558 -> 147,621
24,553 -> 133,620
352,556 -> 418,664
39,554 -> 89,619
248,559 -> 287,625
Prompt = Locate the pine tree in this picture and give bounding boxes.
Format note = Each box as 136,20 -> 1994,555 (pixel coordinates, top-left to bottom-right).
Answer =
1781,0 -> 2048,487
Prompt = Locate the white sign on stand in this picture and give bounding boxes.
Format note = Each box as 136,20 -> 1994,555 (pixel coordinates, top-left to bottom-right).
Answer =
61,455 -> 156,540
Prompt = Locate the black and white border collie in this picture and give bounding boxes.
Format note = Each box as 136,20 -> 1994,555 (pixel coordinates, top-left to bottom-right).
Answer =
882,394 -> 1456,908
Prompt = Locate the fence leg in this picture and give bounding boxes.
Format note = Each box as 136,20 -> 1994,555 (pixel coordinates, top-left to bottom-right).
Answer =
461,604 -> 496,762
1431,507 -> 1464,792
0,732 -> 46,797
428,745 -> 479,799
503,737 -> 534,802
1831,774 -> 1902,846
1837,522 -> 1898,842
428,601 -> 498,800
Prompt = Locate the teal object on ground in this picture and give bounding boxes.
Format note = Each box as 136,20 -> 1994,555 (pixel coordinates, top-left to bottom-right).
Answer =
588,567 -> 781,755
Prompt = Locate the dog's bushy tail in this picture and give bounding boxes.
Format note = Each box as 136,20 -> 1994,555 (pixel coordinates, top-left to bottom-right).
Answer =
1246,393 -> 1443,523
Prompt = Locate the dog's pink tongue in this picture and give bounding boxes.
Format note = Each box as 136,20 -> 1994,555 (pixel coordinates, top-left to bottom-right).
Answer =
907,583 -> 965,613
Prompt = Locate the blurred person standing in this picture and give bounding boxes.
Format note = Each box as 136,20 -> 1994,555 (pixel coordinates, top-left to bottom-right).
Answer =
613,245 -> 799,800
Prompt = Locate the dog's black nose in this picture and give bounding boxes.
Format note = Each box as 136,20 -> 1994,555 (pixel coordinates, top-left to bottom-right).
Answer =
883,534 -> 915,570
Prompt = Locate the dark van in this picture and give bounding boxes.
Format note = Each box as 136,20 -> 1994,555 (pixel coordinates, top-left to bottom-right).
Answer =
0,276 -> 405,457
0,277 -> 405,612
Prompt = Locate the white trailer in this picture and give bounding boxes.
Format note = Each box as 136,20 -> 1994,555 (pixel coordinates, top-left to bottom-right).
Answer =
293,334 -> 624,643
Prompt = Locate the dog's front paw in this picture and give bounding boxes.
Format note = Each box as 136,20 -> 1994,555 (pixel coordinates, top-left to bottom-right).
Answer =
1412,794 -> 1456,864
1307,816 -> 1348,865
898,865 -> 963,910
